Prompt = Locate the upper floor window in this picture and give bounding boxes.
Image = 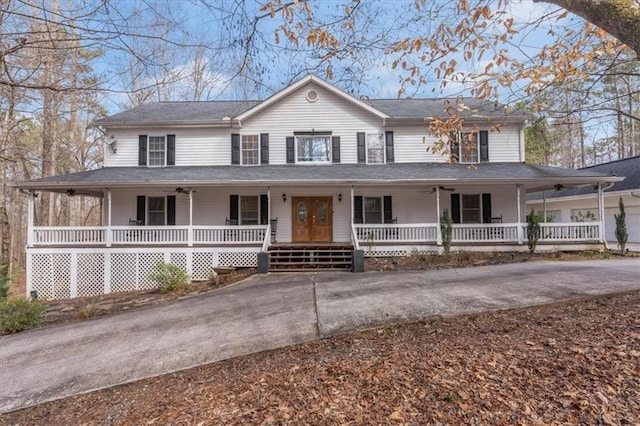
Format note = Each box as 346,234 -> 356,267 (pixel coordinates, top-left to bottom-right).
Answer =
297,135 -> 330,163
367,133 -> 384,164
242,135 -> 259,165
148,136 -> 166,167
452,132 -> 478,163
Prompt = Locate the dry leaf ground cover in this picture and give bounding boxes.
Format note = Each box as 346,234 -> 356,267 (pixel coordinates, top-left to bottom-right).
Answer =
3,289 -> 639,424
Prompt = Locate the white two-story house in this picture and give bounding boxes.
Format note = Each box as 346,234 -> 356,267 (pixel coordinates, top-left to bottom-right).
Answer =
15,75 -> 620,299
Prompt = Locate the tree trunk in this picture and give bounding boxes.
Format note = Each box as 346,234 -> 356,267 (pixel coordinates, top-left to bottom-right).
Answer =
536,0 -> 640,55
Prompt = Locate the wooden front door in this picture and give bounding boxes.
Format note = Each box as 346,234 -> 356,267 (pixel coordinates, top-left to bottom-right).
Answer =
292,197 -> 333,242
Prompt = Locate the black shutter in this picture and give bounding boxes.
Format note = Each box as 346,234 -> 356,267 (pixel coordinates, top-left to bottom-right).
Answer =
229,195 -> 239,222
167,134 -> 175,166
482,193 -> 492,224
357,132 -> 366,163
451,193 -> 461,224
136,196 -> 146,225
383,196 -> 393,223
260,194 -> 268,225
231,134 -> 240,165
167,195 -> 176,225
332,136 -> 341,163
138,135 -> 147,166
354,196 -> 363,223
449,132 -> 459,163
385,131 -> 394,163
286,136 -> 295,163
479,130 -> 489,162
260,133 -> 269,164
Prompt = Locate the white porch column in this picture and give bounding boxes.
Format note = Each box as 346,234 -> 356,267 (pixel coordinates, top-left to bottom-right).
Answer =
267,187 -> 271,221
542,191 -> 547,222
105,189 -> 112,247
516,184 -> 523,244
188,189 -> 194,247
27,191 -> 35,247
350,185 -> 354,222
436,186 -> 442,245
597,182 -> 605,243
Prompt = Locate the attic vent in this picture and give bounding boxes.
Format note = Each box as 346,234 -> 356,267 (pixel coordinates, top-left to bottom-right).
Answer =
306,90 -> 318,103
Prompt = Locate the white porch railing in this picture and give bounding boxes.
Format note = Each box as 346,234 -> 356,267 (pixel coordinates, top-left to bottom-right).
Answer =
353,222 -> 602,245
31,225 -> 268,247
354,223 -> 439,244
536,222 -> 600,242
452,224 -> 520,243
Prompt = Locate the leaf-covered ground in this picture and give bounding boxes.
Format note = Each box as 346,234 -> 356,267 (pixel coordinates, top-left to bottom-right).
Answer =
3,290 -> 639,425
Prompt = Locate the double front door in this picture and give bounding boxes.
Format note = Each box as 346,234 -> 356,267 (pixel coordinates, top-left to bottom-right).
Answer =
292,197 -> 333,242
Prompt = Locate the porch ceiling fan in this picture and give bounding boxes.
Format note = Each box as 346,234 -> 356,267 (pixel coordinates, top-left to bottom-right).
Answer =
175,187 -> 196,194
421,186 -> 456,194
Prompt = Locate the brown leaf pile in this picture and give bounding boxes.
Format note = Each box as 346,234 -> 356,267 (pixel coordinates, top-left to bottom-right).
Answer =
3,291 -> 639,425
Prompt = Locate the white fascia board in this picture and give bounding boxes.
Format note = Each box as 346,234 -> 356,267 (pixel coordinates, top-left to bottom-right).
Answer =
234,74 -> 390,122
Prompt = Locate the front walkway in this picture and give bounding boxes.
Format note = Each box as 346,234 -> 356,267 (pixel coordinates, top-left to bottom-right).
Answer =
1,258 -> 639,413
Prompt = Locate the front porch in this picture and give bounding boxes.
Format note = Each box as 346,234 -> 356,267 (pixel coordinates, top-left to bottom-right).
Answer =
25,221 -> 604,299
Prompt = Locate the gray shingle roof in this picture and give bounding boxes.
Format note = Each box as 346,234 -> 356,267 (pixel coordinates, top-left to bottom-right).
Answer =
93,101 -> 261,125
527,156 -> 640,201
368,98 -> 530,120
15,163 -> 619,191
93,98 -> 530,126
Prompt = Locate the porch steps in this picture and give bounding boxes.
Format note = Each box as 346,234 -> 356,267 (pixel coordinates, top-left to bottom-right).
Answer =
268,245 -> 353,271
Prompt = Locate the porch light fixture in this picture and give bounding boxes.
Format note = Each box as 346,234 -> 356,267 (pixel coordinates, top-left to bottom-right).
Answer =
282,193 -> 287,203
338,193 -> 342,202
66,189 -> 76,197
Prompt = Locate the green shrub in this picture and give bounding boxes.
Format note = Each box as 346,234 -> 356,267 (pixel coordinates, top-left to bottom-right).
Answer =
440,208 -> 453,255
0,264 -> 11,302
615,197 -> 628,255
526,209 -> 541,254
148,262 -> 191,293
0,297 -> 47,334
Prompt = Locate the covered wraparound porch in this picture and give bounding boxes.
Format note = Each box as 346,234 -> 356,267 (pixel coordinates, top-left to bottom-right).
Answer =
15,163 -> 620,298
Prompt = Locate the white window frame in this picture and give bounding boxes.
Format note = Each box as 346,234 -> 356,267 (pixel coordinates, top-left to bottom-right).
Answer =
241,134 -> 259,166
452,131 -> 479,164
461,194 -> 481,224
240,195 -> 260,225
147,196 -> 166,225
148,135 -> 166,167
363,196 -> 383,224
295,135 -> 331,164
366,133 -> 385,164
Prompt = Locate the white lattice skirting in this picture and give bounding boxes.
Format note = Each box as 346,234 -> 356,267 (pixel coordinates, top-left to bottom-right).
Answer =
27,247 -> 260,300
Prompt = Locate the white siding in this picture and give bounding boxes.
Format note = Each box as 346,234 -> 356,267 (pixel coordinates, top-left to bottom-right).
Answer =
102,82 -> 524,167
103,127 -> 232,167
486,126 -> 522,162
240,82 -> 383,164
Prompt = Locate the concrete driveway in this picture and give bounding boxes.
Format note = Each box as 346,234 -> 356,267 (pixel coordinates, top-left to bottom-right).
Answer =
1,258 -> 639,413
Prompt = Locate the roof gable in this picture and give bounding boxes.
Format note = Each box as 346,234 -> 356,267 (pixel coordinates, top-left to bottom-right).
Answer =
234,74 -> 390,122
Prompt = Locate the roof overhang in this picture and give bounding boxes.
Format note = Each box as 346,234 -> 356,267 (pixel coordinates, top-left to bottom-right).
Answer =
234,75 -> 390,122
12,164 -> 622,194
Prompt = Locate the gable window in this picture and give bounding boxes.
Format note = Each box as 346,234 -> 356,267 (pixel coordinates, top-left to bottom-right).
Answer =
296,135 -> 330,163
242,135 -> 259,165
148,136 -> 166,167
461,194 -> 481,223
240,196 -> 259,225
367,133 -> 385,164
147,197 -> 165,225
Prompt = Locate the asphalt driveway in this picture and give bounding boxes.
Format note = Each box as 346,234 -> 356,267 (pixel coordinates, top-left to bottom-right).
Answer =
1,258 -> 639,413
